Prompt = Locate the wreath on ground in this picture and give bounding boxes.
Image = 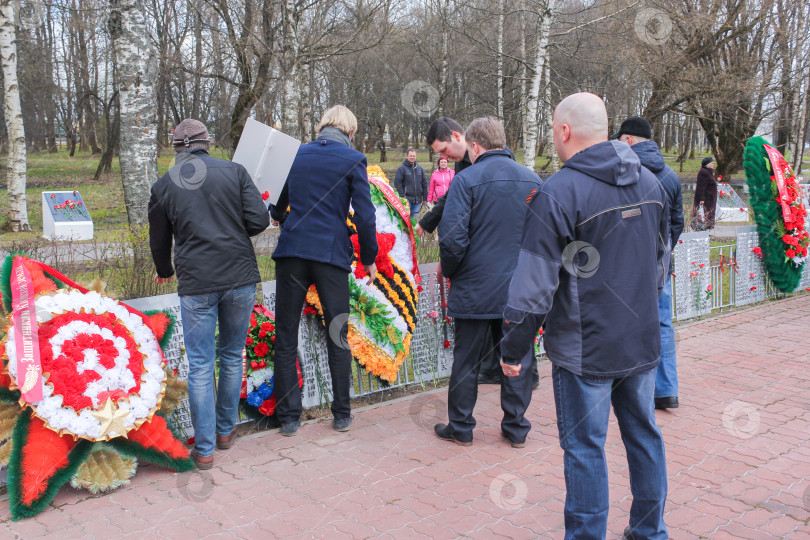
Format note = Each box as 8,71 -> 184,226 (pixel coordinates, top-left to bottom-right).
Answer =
0,253 -> 193,521
743,137 -> 809,292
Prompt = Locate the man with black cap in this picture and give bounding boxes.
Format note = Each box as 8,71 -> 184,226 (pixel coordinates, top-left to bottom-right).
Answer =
613,116 -> 684,411
149,118 -> 270,469
695,156 -> 718,229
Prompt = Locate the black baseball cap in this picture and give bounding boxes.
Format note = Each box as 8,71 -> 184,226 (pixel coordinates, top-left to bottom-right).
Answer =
610,116 -> 652,140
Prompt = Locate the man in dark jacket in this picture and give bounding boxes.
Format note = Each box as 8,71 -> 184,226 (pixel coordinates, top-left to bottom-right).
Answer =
500,94 -> 669,539
394,149 -> 428,219
433,117 -> 541,448
614,116 -> 684,410
149,118 -> 270,469
423,117 -> 532,387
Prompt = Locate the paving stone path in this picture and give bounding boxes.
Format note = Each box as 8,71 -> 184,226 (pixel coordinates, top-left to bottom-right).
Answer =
2,295 -> 809,539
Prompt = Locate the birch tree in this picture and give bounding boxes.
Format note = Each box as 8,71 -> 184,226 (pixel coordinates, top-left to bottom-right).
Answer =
1,0 -> 29,231
109,0 -> 158,227
522,0 -> 554,170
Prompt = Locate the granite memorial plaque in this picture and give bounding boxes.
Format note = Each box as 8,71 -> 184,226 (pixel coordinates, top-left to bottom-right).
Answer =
734,226 -> 768,306
715,183 -> 749,223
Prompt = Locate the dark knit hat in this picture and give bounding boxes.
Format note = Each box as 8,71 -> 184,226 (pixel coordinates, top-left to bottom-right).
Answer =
611,116 -> 652,140
702,157 -> 714,167
172,119 -> 210,151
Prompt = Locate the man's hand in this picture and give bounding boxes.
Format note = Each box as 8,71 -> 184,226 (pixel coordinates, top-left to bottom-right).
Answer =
500,358 -> 521,377
153,273 -> 174,285
364,263 -> 377,285
414,223 -> 424,237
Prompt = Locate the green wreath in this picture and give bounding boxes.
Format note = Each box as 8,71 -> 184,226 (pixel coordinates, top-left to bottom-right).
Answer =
743,136 -> 807,292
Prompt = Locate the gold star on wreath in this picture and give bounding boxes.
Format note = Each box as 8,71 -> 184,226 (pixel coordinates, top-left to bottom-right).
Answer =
92,398 -> 131,439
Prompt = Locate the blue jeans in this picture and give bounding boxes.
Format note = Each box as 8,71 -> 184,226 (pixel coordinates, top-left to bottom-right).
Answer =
408,200 -> 422,220
180,284 -> 256,457
655,276 -> 677,398
552,365 -> 668,540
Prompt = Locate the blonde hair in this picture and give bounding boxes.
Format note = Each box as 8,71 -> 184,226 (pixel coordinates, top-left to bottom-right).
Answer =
316,105 -> 358,136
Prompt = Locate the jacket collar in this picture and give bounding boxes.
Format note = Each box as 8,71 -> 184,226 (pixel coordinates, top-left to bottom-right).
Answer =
473,149 -> 512,164
317,126 -> 352,147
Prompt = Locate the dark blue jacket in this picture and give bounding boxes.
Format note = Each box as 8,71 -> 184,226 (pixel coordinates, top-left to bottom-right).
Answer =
501,141 -> 670,378
271,139 -> 378,271
394,160 -> 428,202
632,140 -> 684,247
438,150 -> 541,318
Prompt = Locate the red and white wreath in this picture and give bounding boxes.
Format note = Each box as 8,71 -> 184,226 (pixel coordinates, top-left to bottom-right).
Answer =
5,290 -> 165,440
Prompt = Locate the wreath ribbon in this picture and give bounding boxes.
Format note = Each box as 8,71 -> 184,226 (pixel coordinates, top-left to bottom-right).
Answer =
10,256 -> 44,401
718,255 -> 739,275
368,175 -> 422,284
763,144 -> 794,225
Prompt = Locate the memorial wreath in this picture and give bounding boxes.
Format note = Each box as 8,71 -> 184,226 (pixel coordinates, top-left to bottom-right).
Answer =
0,253 -> 193,520
305,165 -> 420,383
743,137 -> 809,292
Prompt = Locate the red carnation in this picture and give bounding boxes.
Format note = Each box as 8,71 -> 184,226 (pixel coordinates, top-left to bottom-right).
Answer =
443,340 -> 451,348
246,336 -> 254,346
271,335 -> 276,343
706,285 -> 712,292
261,322 -> 273,331
250,361 -> 259,370
417,285 -> 423,292
262,191 -> 270,200
750,273 -> 755,278
750,286 -> 757,291
698,263 -> 705,268
259,329 -> 267,338
786,248 -> 796,258
254,342 -> 270,357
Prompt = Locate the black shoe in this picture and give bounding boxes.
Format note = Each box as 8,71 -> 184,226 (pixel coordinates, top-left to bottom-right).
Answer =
281,420 -> 300,437
433,423 -> 473,446
622,526 -> 635,540
477,375 -> 501,385
654,396 -> 679,410
501,431 -> 525,449
333,416 -> 353,432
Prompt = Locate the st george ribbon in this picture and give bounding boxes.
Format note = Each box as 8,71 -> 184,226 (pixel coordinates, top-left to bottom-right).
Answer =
10,256 -> 43,401
368,175 -> 422,284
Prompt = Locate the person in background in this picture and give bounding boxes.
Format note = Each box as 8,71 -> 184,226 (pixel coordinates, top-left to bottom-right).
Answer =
500,93 -> 670,539
428,156 -> 455,204
434,116 -> 541,449
613,116 -> 684,410
394,149 -> 428,220
270,105 -> 378,437
149,118 -> 270,469
694,157 -> 718,229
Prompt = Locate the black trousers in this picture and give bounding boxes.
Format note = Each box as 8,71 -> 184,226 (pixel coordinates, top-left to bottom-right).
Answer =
479,324 -> 540,385
273,257 -> 352,423
447,318 -> 534,443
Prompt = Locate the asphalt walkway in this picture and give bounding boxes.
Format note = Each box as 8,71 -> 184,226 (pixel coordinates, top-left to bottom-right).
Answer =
2,295 -> 809,539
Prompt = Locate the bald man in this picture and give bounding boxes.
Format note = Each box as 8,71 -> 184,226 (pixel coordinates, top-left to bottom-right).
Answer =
499,93 -> 670,539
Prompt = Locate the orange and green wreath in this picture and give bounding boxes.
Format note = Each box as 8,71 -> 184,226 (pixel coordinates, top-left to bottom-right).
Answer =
743,137 -> 809,292
0,253 -> 193,520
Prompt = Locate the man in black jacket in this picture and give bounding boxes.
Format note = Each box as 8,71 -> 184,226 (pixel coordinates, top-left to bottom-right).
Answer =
614,116 -> 684,410
394,149 -> 428,219
149,118 -> 269,469
500,94 -> 669,539
433,117 -> 541,448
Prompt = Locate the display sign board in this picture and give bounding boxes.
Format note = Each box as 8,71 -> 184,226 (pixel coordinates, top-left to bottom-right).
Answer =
232,118 -> 300,206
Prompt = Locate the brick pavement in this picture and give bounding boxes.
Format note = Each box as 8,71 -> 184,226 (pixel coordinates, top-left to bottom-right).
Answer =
2,294 -> 809,539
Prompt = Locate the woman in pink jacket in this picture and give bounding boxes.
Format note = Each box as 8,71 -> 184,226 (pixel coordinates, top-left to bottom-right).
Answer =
428,157 -> 455,203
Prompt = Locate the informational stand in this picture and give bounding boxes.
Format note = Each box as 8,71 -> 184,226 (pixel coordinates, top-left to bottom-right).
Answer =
42,191 -> 93,240
232,118 -> 300,205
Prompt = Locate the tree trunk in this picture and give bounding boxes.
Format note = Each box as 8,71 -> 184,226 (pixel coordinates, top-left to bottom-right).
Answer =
1,0 -> 30,231
522,0 -> 554,170
281,0 -> 300,138
496,0 -> 505,120
109,0 -> 158,227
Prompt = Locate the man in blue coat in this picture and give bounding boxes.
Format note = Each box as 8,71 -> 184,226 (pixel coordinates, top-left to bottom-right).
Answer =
500,94 -> 670,539
614,116 -> 684,410
434,116 -> 541,448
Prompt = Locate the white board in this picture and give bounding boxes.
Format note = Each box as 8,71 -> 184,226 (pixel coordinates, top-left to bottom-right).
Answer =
232,118 -> 300,205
